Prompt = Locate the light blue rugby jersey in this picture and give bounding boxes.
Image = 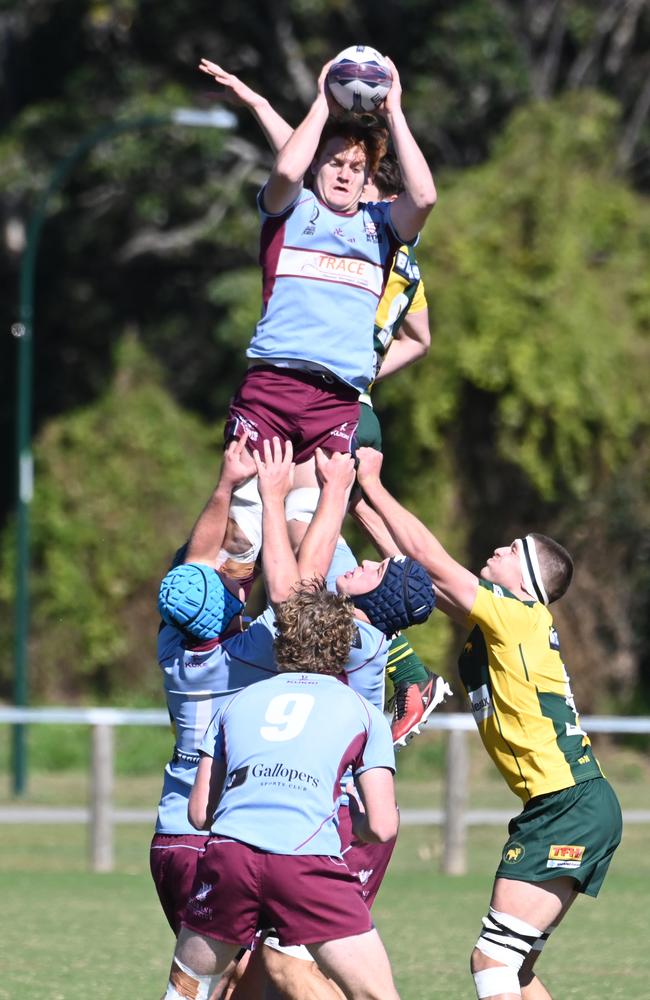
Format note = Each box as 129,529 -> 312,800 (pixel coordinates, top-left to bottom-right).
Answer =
247,188 -> 405,393
155,610 -> 278,835
201,672 -> 395,856
155,548 -> 389,836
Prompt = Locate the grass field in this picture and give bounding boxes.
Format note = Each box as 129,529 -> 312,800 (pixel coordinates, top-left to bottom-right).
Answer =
1,731 -> 648,999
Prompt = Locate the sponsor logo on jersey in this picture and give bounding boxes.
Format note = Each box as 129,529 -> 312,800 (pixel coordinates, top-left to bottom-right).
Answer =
277,246 -> 384,295
252,761 -> 319,788
565,721 -> 587,738
393,249 -> 420,282
468,684 -> 493,722
229,413 -> 259,443
330,420 -> 353,441
194,881 -> 212,902
225,765 -> 249,790
502,842 -> 525,864
364,221 -> 379,243
547,844 -> 585,869
302,205 -> 320,235
549,626 -> 561,651
492,584 -> 504,598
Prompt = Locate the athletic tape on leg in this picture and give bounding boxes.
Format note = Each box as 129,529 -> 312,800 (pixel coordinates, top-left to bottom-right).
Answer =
531,923 -> 555,953
164,956 -> 221,1000
473,966 -> 521,999
475,907 -> 542,970
263,935 -> 313,961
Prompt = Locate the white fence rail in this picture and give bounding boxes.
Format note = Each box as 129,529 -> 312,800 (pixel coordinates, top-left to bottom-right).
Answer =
2,708 -> 649,873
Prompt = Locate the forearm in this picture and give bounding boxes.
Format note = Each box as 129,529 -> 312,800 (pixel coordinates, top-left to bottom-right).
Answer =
349,494 -> 401,558
248,97 -> 293,155
273,96 -> 329,183
297,481 -> 349,580
374,332 -> 428,381
387,107 -> 437,211
261,496 -> 300,603
360,477 -> 446,572
185,482 -> 233,565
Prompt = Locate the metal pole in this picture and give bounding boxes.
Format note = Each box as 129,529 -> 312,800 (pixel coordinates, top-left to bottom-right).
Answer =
441,728 -> 469,875
90,722 -> 114,872
11,110 -> 234,795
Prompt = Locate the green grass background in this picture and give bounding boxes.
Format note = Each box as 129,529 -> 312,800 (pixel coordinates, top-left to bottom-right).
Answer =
1,728 -> 648,999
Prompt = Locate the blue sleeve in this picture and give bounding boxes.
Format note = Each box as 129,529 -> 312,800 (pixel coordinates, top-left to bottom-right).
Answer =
257,184 -> 304,221
353,702 -> 396,776
199,709 -> 226,760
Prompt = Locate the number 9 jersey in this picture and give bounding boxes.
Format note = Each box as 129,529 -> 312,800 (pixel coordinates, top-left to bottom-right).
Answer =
199,672 -> 395,856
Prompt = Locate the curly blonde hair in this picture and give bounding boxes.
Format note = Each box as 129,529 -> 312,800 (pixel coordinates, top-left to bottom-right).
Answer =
273,579 -> 357,675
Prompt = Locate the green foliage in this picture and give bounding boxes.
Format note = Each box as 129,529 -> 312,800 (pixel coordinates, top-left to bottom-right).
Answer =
393,92 -> 650,500
0,333 -> 217,700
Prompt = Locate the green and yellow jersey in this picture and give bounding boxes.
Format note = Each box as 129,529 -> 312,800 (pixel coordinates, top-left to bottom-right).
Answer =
458,580 -> 602,802
360,244 -> 427,406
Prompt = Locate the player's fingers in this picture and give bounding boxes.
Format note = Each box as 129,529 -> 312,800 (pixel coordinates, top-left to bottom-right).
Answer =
234,429 -> 249,454
283,439 -> 294,465
262,438 -> 274,466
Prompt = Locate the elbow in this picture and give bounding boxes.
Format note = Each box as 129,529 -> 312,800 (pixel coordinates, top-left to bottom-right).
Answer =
188,804 -> 207,831
367,812 -> 399,843
415,182 -> 437,213
273,156 -> 303,186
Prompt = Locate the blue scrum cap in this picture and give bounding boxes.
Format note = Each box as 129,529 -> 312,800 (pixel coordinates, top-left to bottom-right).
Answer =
157,562 -> 244,641
352,556 -> 435,637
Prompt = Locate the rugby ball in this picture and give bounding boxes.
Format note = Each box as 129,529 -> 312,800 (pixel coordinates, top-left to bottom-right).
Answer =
327,45 -> 392,113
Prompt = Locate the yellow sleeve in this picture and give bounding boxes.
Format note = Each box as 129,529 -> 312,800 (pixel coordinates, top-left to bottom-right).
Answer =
409,278 -> 427,313
468,583 -> 540,646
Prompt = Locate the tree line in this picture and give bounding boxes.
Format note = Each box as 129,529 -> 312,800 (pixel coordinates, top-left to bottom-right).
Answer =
1,0 -> 649,706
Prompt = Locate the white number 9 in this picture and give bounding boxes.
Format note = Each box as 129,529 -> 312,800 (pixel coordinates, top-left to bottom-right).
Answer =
260,693 -> 315,742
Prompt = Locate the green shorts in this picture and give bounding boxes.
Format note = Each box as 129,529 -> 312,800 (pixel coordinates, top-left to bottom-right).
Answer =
355,401 -> 383,451
496,778 -> 622,897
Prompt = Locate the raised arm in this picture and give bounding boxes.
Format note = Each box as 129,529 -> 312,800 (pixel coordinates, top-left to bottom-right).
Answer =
348,492 -> 402,558
381,60 -> 437,243
198,59 -> 293,155
356,447 -> 478,618
254,438 -> 298,605
374,306 -> 431,382
262,60 -> 334,215
296,449 -> 356,578
184,434 -> 256,565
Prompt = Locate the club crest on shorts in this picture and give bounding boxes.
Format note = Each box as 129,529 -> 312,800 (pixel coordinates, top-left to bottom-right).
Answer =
547,844 -> 585,869
502,842 -> 525,864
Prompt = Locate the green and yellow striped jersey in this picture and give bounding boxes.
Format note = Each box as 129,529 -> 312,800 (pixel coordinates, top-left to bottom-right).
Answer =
458,580 -> 602,802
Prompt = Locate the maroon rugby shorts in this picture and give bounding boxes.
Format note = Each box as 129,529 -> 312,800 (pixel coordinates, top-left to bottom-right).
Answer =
337,802 -> 397,908
225,366 -> 359,464
150,832 -> 208,934
182,836 -> 373,947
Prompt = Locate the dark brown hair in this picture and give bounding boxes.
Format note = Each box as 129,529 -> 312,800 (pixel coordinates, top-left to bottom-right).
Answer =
371,151 -> 404,198
273,579 -> 357,675
530,533 -> 574,603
